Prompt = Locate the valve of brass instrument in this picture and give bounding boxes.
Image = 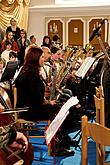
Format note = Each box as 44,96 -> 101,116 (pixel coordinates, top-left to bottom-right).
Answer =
71,70 -> 81,83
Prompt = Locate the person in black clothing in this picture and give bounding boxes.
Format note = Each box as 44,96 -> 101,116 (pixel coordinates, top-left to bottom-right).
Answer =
0,103 -> 28,151
17,29 -> 30,66
14,45 -> 76,156
41,35 -> 52,49
102,48 -> 110,128
6,17 -> 20,41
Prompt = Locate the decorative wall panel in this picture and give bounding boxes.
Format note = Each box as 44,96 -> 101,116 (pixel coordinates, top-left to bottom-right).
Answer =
47,19 -> 63,44
67,19 -> 83,47
89,18 -> 105,50
45,17 -> 109,50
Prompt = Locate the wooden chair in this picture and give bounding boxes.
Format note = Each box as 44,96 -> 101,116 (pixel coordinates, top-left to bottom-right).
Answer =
12,85 -> 51,155
82,115 -> 110,165
94,86 -> 105,164
94,86 -> 105,125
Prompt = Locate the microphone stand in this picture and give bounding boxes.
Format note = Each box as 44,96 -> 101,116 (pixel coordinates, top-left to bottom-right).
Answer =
95,32 -> 110,60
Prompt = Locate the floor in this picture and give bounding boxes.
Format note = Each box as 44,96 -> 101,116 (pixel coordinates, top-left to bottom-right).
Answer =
29,126 -> 97,165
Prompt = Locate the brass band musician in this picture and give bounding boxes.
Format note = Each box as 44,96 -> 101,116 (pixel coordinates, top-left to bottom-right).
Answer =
14,45 -> 80,156
0,103 -> 28,151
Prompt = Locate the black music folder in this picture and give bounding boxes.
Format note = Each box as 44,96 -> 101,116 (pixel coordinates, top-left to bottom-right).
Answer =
0,61 -> 20,82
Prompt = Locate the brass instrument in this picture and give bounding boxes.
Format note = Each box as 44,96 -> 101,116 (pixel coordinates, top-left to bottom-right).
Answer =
55,48 -> 74,82
49,64 -> 57,100
56,49 -> 83,89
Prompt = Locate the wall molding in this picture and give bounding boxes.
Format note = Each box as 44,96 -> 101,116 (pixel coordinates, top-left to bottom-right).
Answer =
29,5 -> 110,16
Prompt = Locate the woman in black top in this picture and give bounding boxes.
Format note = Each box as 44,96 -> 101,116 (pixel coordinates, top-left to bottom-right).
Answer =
14,45 -> 76,156
15,45 -> 57,121
6,17 -> 20,41
41,35 -> 52,49
17,29 -> 30,66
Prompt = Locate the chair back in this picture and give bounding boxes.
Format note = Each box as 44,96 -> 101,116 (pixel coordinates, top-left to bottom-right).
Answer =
94,85 -> 105,125
82,115 -> 110,165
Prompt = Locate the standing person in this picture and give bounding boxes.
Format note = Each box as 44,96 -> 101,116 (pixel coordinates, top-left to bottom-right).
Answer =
6,17 -> 20,41
17,29 -> 30,66
14,45 -> 76,156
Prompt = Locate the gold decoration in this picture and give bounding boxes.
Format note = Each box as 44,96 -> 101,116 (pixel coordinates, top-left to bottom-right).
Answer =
24,0 -> 30,6
6,0 -> 15,4
0,0 -> 30,31
16,0 -> 23,5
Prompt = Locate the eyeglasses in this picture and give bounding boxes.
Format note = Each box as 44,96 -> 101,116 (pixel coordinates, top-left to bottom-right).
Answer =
11,20 -> 16,22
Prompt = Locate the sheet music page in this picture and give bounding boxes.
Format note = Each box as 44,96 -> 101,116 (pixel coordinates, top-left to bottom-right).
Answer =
75,57 -> 95,79
45,96 -> 79,145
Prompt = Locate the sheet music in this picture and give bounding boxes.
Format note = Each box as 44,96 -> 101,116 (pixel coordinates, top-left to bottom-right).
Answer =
45,96 -> 79,145
75,57 -> 95,79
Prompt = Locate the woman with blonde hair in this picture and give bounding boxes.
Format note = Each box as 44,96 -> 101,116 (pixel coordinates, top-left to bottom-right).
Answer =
6,17 -> 20,41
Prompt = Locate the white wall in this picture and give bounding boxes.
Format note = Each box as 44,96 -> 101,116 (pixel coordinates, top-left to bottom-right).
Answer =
28,0 -> 110,46
28,12 -> 45,46
30,0 -> 55,6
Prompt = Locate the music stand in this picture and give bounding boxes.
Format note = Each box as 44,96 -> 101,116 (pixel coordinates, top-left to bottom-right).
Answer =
0,61 -> 20,82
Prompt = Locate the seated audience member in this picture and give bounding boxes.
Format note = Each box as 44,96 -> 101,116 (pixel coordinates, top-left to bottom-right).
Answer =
0,58 -> 6,80
1,41 -> 12,63
30,35 -> 38,46
14,45 -> 76,156
0,27 -> 4,53
1,31 -> 19,53
41,35 -> 52,49
9,50 -> 18,61
52,34 -> 62,48
6,17 -> 20,41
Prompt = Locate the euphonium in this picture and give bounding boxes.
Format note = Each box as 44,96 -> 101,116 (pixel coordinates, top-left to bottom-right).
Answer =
55,48 -> 74,82
56,48 -> 83,89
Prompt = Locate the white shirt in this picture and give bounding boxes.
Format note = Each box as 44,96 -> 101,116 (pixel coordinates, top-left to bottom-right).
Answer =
1,50 -> 11,63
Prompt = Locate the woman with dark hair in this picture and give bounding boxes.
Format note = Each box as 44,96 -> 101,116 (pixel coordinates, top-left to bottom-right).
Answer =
41,35 -> 52,49
14,45 -> 75,156
6,17 -> 20,41
15,45 -> 57,121
17,29 -> 30,66
52,34 -> 62,48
